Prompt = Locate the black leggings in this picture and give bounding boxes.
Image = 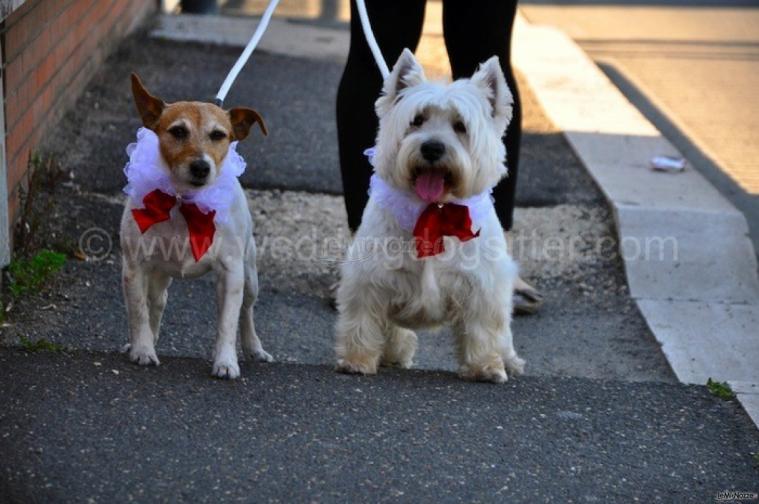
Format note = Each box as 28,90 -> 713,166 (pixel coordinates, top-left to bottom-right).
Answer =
336,0 -> 521,232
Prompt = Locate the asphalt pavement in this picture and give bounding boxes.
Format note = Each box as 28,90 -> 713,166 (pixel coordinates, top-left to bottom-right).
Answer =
1,349 -> 757,503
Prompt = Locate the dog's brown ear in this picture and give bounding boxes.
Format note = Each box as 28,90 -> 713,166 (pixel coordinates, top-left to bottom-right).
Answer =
131,73 -> 165,131
228,107 -> 268,140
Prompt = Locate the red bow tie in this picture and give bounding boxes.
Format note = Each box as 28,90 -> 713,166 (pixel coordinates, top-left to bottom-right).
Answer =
412,202 -> 480,258
131,189 -> 216,262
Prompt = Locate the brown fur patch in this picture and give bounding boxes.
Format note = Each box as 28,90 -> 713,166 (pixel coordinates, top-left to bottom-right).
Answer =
130,75 -> 267,174
156,102 -> 233,173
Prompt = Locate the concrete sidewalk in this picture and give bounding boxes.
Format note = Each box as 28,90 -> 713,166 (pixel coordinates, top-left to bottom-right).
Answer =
0,33 -> 673,382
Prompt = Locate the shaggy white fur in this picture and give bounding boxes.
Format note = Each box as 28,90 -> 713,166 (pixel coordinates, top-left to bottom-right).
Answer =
335,49 -> 525,383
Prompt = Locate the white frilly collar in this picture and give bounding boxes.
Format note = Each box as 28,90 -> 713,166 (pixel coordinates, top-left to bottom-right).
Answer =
365,147 -> 494,232
123,128 -> 246,224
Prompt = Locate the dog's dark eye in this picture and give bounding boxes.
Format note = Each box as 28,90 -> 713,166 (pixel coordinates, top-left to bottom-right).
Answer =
209,130 -> 227,142
411,114 -> 425,127
453,121 -> 467,134
168,125 -> 188,140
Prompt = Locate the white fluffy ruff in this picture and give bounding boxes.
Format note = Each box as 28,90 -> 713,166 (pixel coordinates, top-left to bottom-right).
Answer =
335,51 -> 525,383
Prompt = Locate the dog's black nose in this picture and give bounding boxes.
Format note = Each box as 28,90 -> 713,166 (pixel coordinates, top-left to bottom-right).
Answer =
189,159 -> 210,179
420,140 -> 446,162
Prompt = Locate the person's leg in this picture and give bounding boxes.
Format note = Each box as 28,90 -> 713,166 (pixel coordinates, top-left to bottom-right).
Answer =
443,0 -> 542,314
442,0 -> 520,231
336,0 -> 427,232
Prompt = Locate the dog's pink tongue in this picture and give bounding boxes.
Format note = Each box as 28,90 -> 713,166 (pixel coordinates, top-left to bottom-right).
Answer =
414,172 -> 445,203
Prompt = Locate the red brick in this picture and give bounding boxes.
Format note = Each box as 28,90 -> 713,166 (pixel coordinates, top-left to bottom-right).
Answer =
41,85 -> 54,116
5,85 -> 30,131
5,90 -> 21,130
71,0 -> 95,25
5,0 -> 39,23
6,109 -> 33,161
29,125 -> 44,156
60,24 -> 76,57
28,88 -> 45,123
41,0 -> 66,26
95,0 -> 110,19
3,0 -> 156,231
48,7 -> 65,42
4,57 -> 25,94
33,52 -> 56,89
49,0 -> 78,37
60,2 -> 76,28
17,83 -> 32,121
31,89 -> 47,123
73,2 -> 99,46
50,0 -> 76,21
4,18 -> 29,63
63,0 -> 84,25
7,188 -> 20,228
9,145 -> 32,195
22,29 -> 50,82
23,2 -> 47,43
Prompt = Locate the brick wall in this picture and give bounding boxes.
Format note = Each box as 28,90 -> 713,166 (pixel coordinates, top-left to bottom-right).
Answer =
1,0 -> 156,225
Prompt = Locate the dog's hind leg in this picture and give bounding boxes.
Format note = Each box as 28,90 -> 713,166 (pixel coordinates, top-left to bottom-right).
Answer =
240,249 -> 272,363
380,325 -> 417,369
147,273 -> 172,345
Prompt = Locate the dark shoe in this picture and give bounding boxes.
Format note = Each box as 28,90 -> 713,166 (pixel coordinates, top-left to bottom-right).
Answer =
513,276 -> 543,315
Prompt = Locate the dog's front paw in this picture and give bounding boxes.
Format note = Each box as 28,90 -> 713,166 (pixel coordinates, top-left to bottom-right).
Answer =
212,345 -> 241,379
459,361 -> 508,384
129,344 -> 160,366
335,356 -> 378,375
246,349 -> 274,363
381,328 -> 417,369
505,354 -> 526,376
212,359 -> 240,380
379,357 -> 413,369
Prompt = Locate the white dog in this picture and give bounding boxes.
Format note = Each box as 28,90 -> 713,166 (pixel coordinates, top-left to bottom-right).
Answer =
120,74 -> 272,379
335,50 -> 525,383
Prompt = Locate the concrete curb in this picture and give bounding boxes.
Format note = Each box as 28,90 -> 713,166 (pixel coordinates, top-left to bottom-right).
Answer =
512,14 -> 759,426
151,13 -> 349,62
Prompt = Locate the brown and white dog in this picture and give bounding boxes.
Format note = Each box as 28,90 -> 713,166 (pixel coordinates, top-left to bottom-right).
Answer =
120,74 -> 270,379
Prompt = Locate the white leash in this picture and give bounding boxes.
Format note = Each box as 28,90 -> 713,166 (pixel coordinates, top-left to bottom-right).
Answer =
355,0 -> 389,78
214,0 -> 281,106
213,0 -> 387,106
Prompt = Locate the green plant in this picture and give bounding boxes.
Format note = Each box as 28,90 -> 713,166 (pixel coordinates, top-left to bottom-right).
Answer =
18,336 -> 66,353
706,378 -> 735,400
7,249 -> 66,297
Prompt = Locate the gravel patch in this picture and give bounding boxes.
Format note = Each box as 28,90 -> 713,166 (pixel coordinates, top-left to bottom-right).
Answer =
249,189 -> 618,298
